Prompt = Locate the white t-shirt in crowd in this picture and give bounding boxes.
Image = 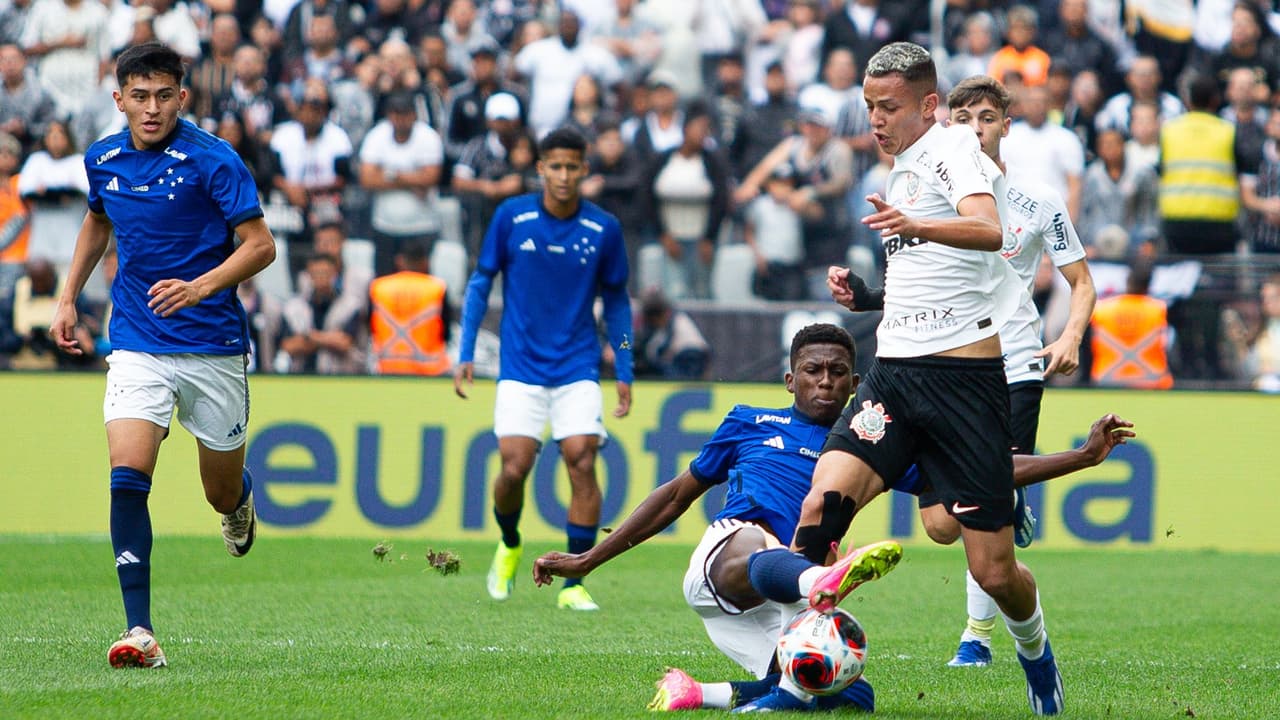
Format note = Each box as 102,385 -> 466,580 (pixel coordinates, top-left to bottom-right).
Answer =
1001,120 -> 1085,208
746,194 -> 803,264
877,123 -> 1022,358
269,121 -> 353,189
514,37 -> 623,138
359,119 -> 444,235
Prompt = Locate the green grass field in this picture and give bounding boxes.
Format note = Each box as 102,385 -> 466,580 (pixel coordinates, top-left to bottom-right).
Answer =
1,535 -> 1277,719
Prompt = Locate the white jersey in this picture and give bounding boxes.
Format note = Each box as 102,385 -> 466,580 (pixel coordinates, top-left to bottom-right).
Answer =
996,166 -> 1088,384
877,123 -> 1023,358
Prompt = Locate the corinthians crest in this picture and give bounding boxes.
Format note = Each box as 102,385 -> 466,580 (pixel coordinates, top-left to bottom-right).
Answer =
850,400 -> 892,443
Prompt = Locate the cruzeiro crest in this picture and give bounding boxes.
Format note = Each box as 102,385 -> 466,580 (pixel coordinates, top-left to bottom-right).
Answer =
850,400 -> 892,444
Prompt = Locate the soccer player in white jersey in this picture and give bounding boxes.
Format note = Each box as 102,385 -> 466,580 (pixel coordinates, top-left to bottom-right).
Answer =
48,43 -> 277,669
455,125 -> 634,612
742,43 -> 1065,715
939,75 -> 1096,668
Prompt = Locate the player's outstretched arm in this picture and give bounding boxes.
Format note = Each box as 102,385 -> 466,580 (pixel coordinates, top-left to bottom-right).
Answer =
455,269 -> 495,398
613,381 -> 631,418
533,470 -> 708,586
1012,414 -> 1135,487
862,193 -> 1002,251
52,210 -> 114,355
147,216 -> 277,318
1036,259 -> 1097,376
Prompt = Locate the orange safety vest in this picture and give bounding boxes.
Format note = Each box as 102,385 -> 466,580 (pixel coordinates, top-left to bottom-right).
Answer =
1090,294 -> 1173,389
369,271 -> 450,376
0,175 -> 30,264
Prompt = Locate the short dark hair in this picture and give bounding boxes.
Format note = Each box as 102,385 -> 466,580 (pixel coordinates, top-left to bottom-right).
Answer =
538,125 -> 588,156
307,251 -> 340,268
1184,73 -> 1220,111
115,43 -> 185,88
1127,259 -> 1154,295
683,98 -> 713,128
789,323 -> 855,369
398,240 -> 429,264
947,75 -> 1011,114
865,42 -> 937,96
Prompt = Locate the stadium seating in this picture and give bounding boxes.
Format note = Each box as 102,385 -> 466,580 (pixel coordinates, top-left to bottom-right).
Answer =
711,244 -> 760,303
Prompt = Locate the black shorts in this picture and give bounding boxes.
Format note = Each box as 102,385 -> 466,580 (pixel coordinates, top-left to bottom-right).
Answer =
824,355 -> 1014,531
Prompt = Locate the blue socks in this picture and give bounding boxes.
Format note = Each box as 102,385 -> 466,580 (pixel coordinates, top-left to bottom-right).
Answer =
237,467 -> 252,509
747,548 -> 814,603
493,507 -> 521,549
110,467 -> 153,631
730,674 -> 781,706
563,522 -> 597,589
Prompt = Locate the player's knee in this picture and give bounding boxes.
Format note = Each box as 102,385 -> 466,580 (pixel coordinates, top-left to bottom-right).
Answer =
969,561 -> 1018,601
498,456 -> 535,484
560,448 -> 598,480
921,514 -> 961,545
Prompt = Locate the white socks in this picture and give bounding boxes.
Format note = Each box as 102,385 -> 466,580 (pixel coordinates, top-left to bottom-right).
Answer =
700,682 -> 733,708
1003,591 -> 1048,660
961,569 -> 999,645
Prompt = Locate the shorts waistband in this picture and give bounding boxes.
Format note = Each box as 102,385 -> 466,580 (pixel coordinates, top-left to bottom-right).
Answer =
876,355 -> 1005,371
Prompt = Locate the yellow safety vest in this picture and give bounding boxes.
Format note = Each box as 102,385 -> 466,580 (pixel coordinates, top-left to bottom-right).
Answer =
1158,111 -> 1239,222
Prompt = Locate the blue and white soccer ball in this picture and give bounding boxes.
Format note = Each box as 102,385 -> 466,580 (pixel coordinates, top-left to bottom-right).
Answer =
775,607 -> 868,696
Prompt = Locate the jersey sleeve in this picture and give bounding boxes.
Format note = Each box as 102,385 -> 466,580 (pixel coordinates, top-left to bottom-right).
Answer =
84,155 -> 104,215
688,411 -> 749,485
598,215 -> 628,289
939,129 -> 999,210
475,201 -> 511,275
206,147 -> 265,228
1035,183 -> 1086,267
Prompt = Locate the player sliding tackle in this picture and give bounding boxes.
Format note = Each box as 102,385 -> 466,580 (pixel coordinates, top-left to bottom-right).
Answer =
534,323 -> 1136,713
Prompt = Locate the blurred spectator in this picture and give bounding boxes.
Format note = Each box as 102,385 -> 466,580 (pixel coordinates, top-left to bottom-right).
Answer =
710,53 -> 749,156
1003,84 -> 1085,220
1127,0 -> 1193,94
280,0 -> 361,61
1040,0 -> 1120,95
2,257 -> 100,369
354,0 -> 432,55
143,0 -> 202,61
776,0 -> 824,95
18,120 -> 87,279
419,33 -> 467,101
212,45 -> 287,145
214,111 -> 273,195
1062,68 -> 1103,159
820,0 -> 909,77
692,0 -> 765,93
377,37 -> 445,130
445,43 -> 525,161
0,0 -> 33,46
565,73 -> 608,141
19,0 -> 110,117
730,60 -> 797,180
1089,260 -> 1172,388
280,252 -> 367,374
294,219 -> 374,303
644,102 -> 730,300
736,102 -> 853,273
582,117 -> 646,288
329,52 -> 379,152
627,69 -> 683,165
1158,74 -> 1240,255
592,0 -> 662,85
0,132 -> 29,306
1095,55 -> 1184,135
1225,273 -> 1280,391
507,129 -> 541,195
804,47 -> 874,184
988,5 -> 1051,87
485,0 -> 551,49
358,92 -> 444,275
188,14 -> 240,124
1078,129 -> 1159,251
0,44 -> 56,154
442,0 -> 498,77
238,277 -> 283,373
368,241 -> 451,376
269,78 -> 353,233
940,11 -> 997,92
1220,66 -> 1267,167
743,163 -> 807,300
514,9 -> 622,138
71,52 -> 123,152
279,13 -> 353,106
249,14 -> 285,86
1125,100 -> 1162,171
453,92 -> 527,254
1200,1 -> 1280,94
634,288 -> 709,379
1239,102 -> 1280,254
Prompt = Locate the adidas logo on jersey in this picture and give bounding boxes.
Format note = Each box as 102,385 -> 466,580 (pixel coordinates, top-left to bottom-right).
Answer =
115,551 -> 141,567
519,238 -> 536,252
762,435 -> 785,450
106,177 -> 120,192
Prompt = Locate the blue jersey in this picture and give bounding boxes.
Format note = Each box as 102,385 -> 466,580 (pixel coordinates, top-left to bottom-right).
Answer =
85,118 -> 263,355
459,193 -> 633,385
689,404 -> 921,545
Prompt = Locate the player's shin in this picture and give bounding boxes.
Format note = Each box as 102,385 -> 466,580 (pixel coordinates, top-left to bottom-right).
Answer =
110,467 -> 154,631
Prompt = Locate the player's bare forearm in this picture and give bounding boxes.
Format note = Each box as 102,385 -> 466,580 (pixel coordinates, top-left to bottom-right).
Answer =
863,193 -> 1001,251
533,472 -> 706,585
197,217 -> 277,297
910,215 -> 1002,250
1012,414 -> 1135,487
57,211 -> 113,307
1039,260 -> 1096,375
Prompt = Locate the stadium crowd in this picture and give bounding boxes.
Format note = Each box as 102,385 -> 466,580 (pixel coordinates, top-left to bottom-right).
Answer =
2,0 -> 1279,389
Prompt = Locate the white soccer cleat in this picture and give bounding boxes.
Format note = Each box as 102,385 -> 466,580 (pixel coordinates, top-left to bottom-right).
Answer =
222,489 -> 257,557
108,626 -> 168,668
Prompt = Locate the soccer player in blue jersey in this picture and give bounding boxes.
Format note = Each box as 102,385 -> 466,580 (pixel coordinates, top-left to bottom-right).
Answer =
49,43 -> 277,669
532,323 -> 1135,712
455,125 -> 634,612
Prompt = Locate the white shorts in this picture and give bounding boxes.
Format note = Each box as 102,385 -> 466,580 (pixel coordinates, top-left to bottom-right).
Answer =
493,379 -> 606,442
103,350 -> 250,452
682,519 -> 798,679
